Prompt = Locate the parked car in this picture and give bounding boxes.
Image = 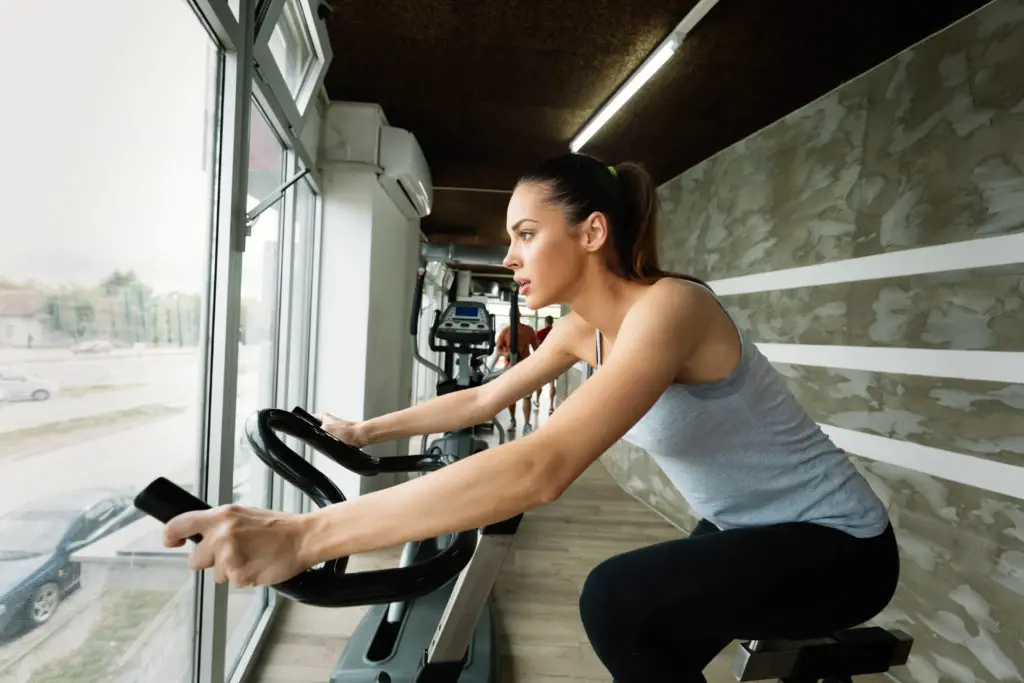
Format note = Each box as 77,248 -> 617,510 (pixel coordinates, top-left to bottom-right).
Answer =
70,340 -> 113,354
0,489 -> 143,639
0,369 -> 59,401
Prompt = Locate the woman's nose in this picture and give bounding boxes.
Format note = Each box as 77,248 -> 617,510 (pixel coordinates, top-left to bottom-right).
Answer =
502,247 -> 519,270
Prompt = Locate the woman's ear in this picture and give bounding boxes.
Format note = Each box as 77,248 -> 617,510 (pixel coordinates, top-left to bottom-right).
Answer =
579,211 -> 610,254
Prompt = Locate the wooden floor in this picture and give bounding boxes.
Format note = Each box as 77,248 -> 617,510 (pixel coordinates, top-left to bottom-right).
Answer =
246,436 -> 744,682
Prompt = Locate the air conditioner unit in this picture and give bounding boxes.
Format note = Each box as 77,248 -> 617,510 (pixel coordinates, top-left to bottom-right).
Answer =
378,125 -> 433,220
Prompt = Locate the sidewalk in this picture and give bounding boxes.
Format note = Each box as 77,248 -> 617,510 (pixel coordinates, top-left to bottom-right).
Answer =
0,346 -> 199,365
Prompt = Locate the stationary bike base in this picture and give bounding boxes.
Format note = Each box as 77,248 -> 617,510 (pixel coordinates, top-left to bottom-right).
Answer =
331,427 -> 497,683
329,548 -> 498,683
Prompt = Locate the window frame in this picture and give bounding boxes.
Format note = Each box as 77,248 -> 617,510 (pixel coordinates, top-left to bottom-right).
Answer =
252,0 -> 332,138
186,1 -> 259,682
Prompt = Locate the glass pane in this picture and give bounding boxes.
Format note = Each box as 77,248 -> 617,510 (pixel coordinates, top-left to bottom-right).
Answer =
278,179 -> 317,515
225,105 -> 285,673
268,0 -> 316,97
0,2 -> 216,682
286,179 -> 316,412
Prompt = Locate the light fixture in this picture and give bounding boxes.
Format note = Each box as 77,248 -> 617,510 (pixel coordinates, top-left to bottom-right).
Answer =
569,0 -> 721,153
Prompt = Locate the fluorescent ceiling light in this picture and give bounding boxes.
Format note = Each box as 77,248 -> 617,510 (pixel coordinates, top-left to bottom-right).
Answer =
569,0 -> 721,153
570,40 -> 678,153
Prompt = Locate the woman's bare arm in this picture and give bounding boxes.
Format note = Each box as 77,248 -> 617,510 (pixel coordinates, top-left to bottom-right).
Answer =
300,280 -> 711,564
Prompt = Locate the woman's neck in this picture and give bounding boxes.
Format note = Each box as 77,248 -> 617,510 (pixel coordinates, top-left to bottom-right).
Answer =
564,268 -> 648,341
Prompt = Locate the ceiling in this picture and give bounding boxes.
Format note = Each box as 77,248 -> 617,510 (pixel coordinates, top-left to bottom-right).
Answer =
321,0 -> 990,248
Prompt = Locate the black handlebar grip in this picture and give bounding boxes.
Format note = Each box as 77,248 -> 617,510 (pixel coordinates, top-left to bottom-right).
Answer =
292,406 -> 322,427
134,477 -> 210,544
410,268 -> 425,336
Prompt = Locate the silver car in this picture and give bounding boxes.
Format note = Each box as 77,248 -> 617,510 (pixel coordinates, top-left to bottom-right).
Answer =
0,369 -> 58,401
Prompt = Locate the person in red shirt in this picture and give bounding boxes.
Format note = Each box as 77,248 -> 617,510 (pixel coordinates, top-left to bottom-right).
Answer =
533,316 -> 556,413
495,321 -> 537,432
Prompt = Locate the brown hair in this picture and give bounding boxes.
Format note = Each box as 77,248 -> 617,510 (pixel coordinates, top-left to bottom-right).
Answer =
517,153 -> 707,288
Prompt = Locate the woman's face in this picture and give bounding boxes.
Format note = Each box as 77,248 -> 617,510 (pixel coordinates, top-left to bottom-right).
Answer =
503,182 -> 589,310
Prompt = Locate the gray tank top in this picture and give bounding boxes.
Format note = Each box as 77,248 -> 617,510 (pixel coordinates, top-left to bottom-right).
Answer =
595,280 -> 890,538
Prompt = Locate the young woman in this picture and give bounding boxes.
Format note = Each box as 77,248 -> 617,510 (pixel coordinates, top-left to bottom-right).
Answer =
164,153 -> 900,682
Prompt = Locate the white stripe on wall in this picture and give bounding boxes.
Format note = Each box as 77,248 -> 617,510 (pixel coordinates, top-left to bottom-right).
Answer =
820,424 -> 1024,501
566,364 -> 1021,497
706,233 -> 1024,296
756,343 -> 1024,384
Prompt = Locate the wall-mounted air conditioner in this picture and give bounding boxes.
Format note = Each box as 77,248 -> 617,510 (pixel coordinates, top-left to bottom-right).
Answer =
378,125 -> 433,220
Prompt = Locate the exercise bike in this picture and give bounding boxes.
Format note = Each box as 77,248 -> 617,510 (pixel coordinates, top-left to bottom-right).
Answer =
323,269 -> 508,681
134,405 -> 522,683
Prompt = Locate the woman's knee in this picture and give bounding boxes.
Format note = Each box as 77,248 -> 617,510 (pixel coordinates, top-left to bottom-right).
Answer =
579,555 -> 635,637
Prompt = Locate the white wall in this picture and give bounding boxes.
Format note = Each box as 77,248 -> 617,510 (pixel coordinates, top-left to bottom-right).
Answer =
363,181 -> 419,464
0,316 -> 44,347
311,102 -> 423,498
312,167 -> 374,499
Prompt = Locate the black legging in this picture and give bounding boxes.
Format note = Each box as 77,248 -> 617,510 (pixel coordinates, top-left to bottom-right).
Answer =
579,518 -> 900,683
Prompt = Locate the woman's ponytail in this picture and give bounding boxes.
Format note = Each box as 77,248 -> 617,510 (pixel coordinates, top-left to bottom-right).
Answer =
612,161 -> 661,282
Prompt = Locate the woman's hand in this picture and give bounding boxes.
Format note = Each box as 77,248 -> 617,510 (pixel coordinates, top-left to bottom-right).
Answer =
314,412 -> 368,448
163,505 -> 316,587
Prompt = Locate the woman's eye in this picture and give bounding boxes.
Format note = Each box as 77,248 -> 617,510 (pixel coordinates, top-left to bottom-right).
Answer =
520,232 -> 534,241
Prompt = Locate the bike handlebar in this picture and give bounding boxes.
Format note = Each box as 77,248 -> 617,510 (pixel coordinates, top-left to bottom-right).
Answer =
134,406 -> 476,608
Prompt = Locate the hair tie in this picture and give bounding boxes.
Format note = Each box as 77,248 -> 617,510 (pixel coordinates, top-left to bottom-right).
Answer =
608,166 -> 617,178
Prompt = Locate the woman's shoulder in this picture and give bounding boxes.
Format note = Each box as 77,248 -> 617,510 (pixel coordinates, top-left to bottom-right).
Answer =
631,277 -> 712,323
620,278 -> 723,353
541,311 -> 598,362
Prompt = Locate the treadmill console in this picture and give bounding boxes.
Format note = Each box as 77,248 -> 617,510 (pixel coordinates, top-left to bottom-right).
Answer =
431,301 -> 494,352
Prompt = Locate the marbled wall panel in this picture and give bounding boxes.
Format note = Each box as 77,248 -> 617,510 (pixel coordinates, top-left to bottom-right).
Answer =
656,1 -> 1024,281
854,455 -> 1024,683
721,263 -> 1024,350
772,363 -> 1024,467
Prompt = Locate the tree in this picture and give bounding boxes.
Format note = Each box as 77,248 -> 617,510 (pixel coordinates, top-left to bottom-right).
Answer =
101,270 -> 141,296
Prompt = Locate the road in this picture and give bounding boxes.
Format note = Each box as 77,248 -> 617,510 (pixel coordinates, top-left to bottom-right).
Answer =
0,346 -> 274,682
0,349 -> 265,516
0,349 -> 260,433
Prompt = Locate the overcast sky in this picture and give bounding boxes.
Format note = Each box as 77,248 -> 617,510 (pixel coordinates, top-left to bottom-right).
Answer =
0,0 -> 275,299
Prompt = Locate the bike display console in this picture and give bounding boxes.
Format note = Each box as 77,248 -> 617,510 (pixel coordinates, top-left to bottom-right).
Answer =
430,301 -> 494,356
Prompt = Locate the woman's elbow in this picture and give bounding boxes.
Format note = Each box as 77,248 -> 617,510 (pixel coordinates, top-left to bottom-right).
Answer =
522,444 -> 576,505
471,386 -> 499,423
524,469 -> 564,507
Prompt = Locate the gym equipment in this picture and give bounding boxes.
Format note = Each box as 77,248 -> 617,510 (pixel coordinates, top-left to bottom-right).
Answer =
321,269 -> 507,681
135,406 -> 522,683
507,282 -> 521,367
732,626 -> 914,683
410,266 -> 502,456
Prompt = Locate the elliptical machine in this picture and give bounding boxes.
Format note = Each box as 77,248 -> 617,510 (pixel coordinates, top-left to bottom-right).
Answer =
410,266 -> 500,458
134,406 -> 522,683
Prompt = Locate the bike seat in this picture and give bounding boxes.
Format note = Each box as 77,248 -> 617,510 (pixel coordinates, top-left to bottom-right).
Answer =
732,627 -> 913,682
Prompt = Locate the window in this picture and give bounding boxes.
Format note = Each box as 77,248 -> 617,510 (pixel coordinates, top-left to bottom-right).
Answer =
226,103 -> 286,673
268,0 -> 316,97
0,0 -> 217,680
286,177 -> 318,410
254,0 -> 332,131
